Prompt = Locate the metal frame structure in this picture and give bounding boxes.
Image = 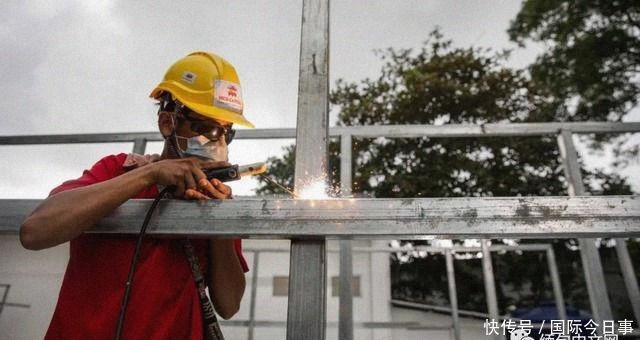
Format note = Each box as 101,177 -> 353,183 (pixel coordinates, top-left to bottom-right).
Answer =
223,243 -> 566,340
1,0 -> 640,338
1,124 -> 639,339
288,1 -> 331,338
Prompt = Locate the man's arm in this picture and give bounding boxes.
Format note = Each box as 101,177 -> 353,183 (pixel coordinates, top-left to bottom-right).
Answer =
20,158 -> 224,250
208,238 -> 246,319
199,179 -> 246,319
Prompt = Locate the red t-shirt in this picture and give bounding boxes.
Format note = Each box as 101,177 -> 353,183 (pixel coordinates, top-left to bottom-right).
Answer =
44,153 -> 248,340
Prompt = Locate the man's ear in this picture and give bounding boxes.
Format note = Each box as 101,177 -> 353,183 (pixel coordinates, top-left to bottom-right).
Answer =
158,112 -> 174,138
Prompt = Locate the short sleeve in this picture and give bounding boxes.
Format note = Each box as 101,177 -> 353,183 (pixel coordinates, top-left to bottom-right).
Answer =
235,239 -> 250,273
49,154 -> 128,196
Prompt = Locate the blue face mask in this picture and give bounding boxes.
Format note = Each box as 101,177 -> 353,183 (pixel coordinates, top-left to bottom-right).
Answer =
175,134 -> 229,162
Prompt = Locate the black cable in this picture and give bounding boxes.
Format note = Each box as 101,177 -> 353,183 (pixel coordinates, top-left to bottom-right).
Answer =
114,186 -> 171,340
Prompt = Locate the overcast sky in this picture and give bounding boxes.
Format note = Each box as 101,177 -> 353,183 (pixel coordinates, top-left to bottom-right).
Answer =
1,0 -> 638,197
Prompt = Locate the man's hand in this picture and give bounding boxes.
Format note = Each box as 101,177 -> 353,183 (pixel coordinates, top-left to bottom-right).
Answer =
185,178 -> 232,200
145,158 -> 231,199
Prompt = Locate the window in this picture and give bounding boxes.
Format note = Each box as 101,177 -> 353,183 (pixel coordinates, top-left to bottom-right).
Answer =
273,276 -> 289,296
331,276 -> 360,297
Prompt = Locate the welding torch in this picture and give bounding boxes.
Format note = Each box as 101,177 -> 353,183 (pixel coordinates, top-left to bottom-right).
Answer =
204,162 -> 267,182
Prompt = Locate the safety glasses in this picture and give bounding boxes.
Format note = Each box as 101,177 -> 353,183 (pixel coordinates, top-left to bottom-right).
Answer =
180,110 -> 236,144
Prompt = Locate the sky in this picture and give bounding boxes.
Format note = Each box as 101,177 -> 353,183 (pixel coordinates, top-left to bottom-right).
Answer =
0,0 -> 638,198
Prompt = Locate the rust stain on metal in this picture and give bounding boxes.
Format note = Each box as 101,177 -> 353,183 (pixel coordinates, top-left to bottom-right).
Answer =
461,208 -> 478,225
401,198 -> 414,206
539,206 -> 552,219
515,204 -> 531,217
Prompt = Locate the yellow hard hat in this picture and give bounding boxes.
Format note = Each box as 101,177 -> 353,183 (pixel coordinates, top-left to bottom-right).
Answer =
150,51 -> 255,128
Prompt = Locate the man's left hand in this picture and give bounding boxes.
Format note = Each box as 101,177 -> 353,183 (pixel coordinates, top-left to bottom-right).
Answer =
184,178 -> 232,200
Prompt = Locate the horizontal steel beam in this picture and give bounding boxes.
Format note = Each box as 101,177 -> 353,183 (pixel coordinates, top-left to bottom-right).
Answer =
220,319 -> 449,330
334,122 -> 640,138
242,244 -> 552,253
2,196 -> 638,238
1,122 -> 639,145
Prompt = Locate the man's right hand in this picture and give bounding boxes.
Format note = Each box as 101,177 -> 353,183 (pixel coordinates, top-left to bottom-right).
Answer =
146,158 -> 230,198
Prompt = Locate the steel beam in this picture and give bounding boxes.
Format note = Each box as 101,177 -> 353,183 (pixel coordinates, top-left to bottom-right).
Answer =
339,133 -> 355,340
614,238 -> 640,324
546,247 -> 567,321
288,0 -> 330,339
334,122 -> 640,138
2,196 -> 639,237
338,240 -> 354,340
288,240 -> 326,339
340,134 -> 353,197
1,122 -> 639,146
557,130 -> 613,327
445,249 -> 461,340
481,240 -> 500,340
132,138 -> 147,154
247,252 -> 259,340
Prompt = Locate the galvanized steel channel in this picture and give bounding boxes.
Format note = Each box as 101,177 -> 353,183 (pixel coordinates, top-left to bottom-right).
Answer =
288,0 -> 330,339
557,130 -> 613,328
2,196 -> 639,237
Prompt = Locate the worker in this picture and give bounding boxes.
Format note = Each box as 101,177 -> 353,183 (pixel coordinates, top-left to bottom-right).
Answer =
20,51 -> 253,339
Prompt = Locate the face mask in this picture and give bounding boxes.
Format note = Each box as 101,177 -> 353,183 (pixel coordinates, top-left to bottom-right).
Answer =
175,134 -> 229,162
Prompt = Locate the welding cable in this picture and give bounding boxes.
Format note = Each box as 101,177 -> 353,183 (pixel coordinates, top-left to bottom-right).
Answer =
114,186 -> 171,340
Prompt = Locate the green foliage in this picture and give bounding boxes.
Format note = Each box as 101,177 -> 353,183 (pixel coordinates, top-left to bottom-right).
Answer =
255,145 -> 296,196
508,0 -> 640,121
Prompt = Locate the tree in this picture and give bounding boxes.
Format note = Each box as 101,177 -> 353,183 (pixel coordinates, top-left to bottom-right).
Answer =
508,0 -> 640,122
256,30 -> 634,315
508,0 -> 640,173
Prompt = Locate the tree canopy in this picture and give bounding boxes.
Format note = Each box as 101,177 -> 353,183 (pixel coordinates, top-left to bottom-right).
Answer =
508,0 -> 640,122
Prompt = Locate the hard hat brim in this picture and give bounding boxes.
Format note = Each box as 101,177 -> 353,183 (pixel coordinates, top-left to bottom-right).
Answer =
150,86 -> 255,128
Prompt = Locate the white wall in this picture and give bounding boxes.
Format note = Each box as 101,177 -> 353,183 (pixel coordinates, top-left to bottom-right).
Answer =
230,239 -> 393,340
0,235 -> 67,340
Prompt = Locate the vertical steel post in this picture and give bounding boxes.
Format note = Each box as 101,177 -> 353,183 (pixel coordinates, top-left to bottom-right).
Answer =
288,241 -> 327,339
445,249 -> 461,340
247,251 -> 260,340
614,238 -> 640,324
338,240 -> 354,340
481,240 -> 500,340
369,241 -> 392,340
340,134 -> 353,198
546,247 -> 567,321
338,133 -> 354,340
287,0 -> 330,339
557,129 -> 613,326
132,138 -> 147,154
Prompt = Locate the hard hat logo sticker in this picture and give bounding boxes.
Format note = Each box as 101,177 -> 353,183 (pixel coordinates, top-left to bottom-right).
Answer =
227,86 -> 238,98
214,80 -> 243,113
182,72 -> 196,84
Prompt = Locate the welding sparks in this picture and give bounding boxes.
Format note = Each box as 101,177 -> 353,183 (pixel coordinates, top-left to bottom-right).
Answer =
297,179 -> 332,199
261,173 -> 342,200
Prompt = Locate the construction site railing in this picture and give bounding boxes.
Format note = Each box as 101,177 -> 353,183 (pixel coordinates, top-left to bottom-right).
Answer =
226,243 -> 564,340
0,121 -> 639,340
